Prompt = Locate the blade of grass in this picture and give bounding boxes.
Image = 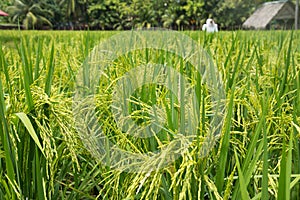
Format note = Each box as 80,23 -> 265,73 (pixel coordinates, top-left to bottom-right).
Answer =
45,42 -> 55,96
278,32 -> 293,99
234,149 -> 250,200
232,96 -> 266,199
0,78 -> 16,199
34,38 -> 43,81
35,146 -> 45,200
261,95 -> 269,200
291,52 -> 300,198
19,38 -> 34,111
278,128 -> 293,200
15,112 -> 44,156
287,127 -> 293,195
216,33 -> 239,192
215,84 -> 235,192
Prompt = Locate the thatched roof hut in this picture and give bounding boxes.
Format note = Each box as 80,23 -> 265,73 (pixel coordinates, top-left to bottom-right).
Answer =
243,0 -> 296,29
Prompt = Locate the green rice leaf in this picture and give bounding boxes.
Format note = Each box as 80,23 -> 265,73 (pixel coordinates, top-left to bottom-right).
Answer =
234,149 -> 250,200
15,112 -> 44,156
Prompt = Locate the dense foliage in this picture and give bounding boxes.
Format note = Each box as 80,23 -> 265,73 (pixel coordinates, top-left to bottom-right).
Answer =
0,30 -> 299,199
0,0 -> 284,30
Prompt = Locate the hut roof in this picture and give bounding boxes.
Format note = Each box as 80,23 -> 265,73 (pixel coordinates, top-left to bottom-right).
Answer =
0,10 -> 8,16
243,0 -> 295,29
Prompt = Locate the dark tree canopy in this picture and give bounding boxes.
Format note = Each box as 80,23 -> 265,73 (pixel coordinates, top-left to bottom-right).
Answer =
0,0 -> 297,30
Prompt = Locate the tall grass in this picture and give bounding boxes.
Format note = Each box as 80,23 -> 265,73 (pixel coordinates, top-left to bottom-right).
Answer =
0,30 -> 299,199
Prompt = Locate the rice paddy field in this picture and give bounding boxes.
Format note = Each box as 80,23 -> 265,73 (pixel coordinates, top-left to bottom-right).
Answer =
0,30 -> 300,199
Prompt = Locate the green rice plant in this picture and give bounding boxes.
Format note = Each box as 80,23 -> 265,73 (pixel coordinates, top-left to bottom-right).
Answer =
0,69 -> 17,199
0,31 -> 97,199
0,30 -> 299,199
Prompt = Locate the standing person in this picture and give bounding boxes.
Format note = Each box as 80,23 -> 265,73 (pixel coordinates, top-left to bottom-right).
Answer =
202,18 -> 218,33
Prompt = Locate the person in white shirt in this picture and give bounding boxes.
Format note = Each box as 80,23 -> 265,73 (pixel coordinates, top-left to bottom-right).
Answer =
202,18 -> 218,33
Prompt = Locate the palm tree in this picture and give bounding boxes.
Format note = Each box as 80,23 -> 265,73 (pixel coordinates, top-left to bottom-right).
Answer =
58,0 -> 77,18
57,0 -> 88,29
161,1 -> 189,30
8,0 -> 53,29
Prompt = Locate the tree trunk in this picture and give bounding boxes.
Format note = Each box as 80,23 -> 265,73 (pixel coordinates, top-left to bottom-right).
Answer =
296,0 -> 299,29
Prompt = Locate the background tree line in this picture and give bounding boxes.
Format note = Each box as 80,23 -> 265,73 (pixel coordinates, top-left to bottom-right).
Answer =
0,0 -> 292,30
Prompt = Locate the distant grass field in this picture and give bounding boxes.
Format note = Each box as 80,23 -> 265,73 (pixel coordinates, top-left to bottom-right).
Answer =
0,30 -> 299,199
